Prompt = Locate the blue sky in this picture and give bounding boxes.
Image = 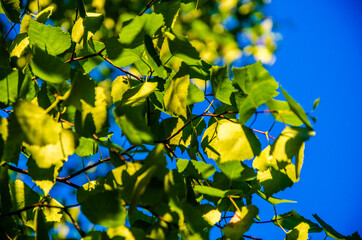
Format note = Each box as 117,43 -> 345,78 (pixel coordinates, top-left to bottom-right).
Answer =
254,0 -> 362,237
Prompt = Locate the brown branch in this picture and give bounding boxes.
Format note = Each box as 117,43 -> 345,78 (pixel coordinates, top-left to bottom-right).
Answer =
3,163 -> 80,189
255,213 -> 293,224
98,54 -> 143,82
63,208 -> 86,237
65,47 -> 105,63
0,203 -> 80,218
139,0 -> 157,16
243,235 -> 262,240
252,129 -> 276,140
1,24 -> 16,46
58,157 -> 111,181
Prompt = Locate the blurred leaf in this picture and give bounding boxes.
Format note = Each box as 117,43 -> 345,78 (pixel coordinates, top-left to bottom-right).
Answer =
28,19 -> 71,56
84,13 -> 104,33
313,98 -> 320,110
273,210 -> 322,233
77,0 -> 86,18
313,214 -> 355,240
77,181 -> 126,228
202,119 -> 260,162
266,99 -> 304,126
223,205 -> 259,240
36,6 -> 54,23
232,61 -> 279,124
285,222 -> 310,240
210,65 -> 234,105
280,86 -> 313,130
0,0 -> 20,23
166,31 -> 200,64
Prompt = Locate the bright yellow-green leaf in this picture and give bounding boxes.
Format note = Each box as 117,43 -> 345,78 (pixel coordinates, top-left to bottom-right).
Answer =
223,205 -> 259,240
285,222 -> 310,240
28,19 -> 71,56
35,6 -> 54,23
280,86 -> 313,130
202,119 -> 261,162
266,99 -> 304,126
111,76 -> 131,106
274,210 -> 322,233
42,197 -> 63,222
72,18 -> 85,43
121,81 -> 158,107
164,75 -> 190,118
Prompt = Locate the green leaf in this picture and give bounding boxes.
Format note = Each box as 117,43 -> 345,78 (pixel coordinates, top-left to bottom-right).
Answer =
121,81 -> 158,107
114,105 -> 154,146
83,12 -> 104,33
210,65 -> 234,105
165,31 -> 200,64
154,0 -> 181,28
77,0 -> 86,18
9,33 -> 30,59
35,6 -> 54,23
0,115 -> 23,164
313,214 -> 350,240
164,75 -> 190,118
223,205 -> 259,240
177,159 -> 215,179
31,46 -> 71,83
28,19 -> 71,56
105,38 -> 144,67
217,160 -> 256,181
75,137 -> 97,157
0,0 -> 20,23
255,189 -> 297,205
71,18 -> 85,43
26,129 -> 78,195
232,61 -> 279,124
273,210 -> 322,233
19,14 -> 32,34
187,82 -> 204,105
313,98 -> 320,110
197,204 -> 221,226
9,179 -> 40,223
266,99 -> 304,126
41,196 -> 63,222
194,185 -> 226,198
111,76 -> 131,106
77,181 -> 126,228
119,13 -> 164,47
0,69 -> 37,107
14,101 -> 61,146
34,207 -> 50,240
201,119 -> 261,162
280,86 -> 313,130
285,222 -> 310,240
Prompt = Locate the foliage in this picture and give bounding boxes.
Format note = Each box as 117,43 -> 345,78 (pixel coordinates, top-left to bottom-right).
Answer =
0,0 -> 360,240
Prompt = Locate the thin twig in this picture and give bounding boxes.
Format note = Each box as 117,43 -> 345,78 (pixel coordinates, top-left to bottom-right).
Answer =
0,203 -> 80,218
255,213 -> 293,224
139,0 -> 157,16
3,163 -> 80,189
63,208 -> 86,237
98,54 -> 143,82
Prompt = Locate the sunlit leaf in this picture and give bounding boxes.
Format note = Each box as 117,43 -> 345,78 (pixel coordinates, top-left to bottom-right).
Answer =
28,19 -> 71,56
280,86 -> 313,130
232,61 -> 279,124
164,75 -> 190,118
274,210 -> 322,233
266,99 -> 304,126
285,222 -> 310,240
202,119 -> 261,162
223,205 -> 259,240
177,159 -> 215,179
210,65 -> 234,105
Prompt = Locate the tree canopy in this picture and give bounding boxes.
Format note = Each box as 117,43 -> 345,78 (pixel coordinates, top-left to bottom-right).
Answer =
0,0 -> 360,239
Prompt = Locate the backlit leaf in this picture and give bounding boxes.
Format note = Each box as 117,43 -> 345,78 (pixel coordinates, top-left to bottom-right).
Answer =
280,86 -> 313,130
201,119 -> 261,162
232,61 -> 279,124
223,205 -> 259,240
31,46 -> 70,83
164,75 -> 190,118
28,19 -> 71,56
210,65 -> 234,105
266,99 -> 304,126
274,210 -> 322,233
177,159 -> 216,179
285,222 -> 310,240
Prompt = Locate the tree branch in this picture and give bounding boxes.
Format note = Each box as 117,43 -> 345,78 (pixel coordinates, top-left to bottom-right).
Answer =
3,163 -> 80,189
0,203 -> 80,218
